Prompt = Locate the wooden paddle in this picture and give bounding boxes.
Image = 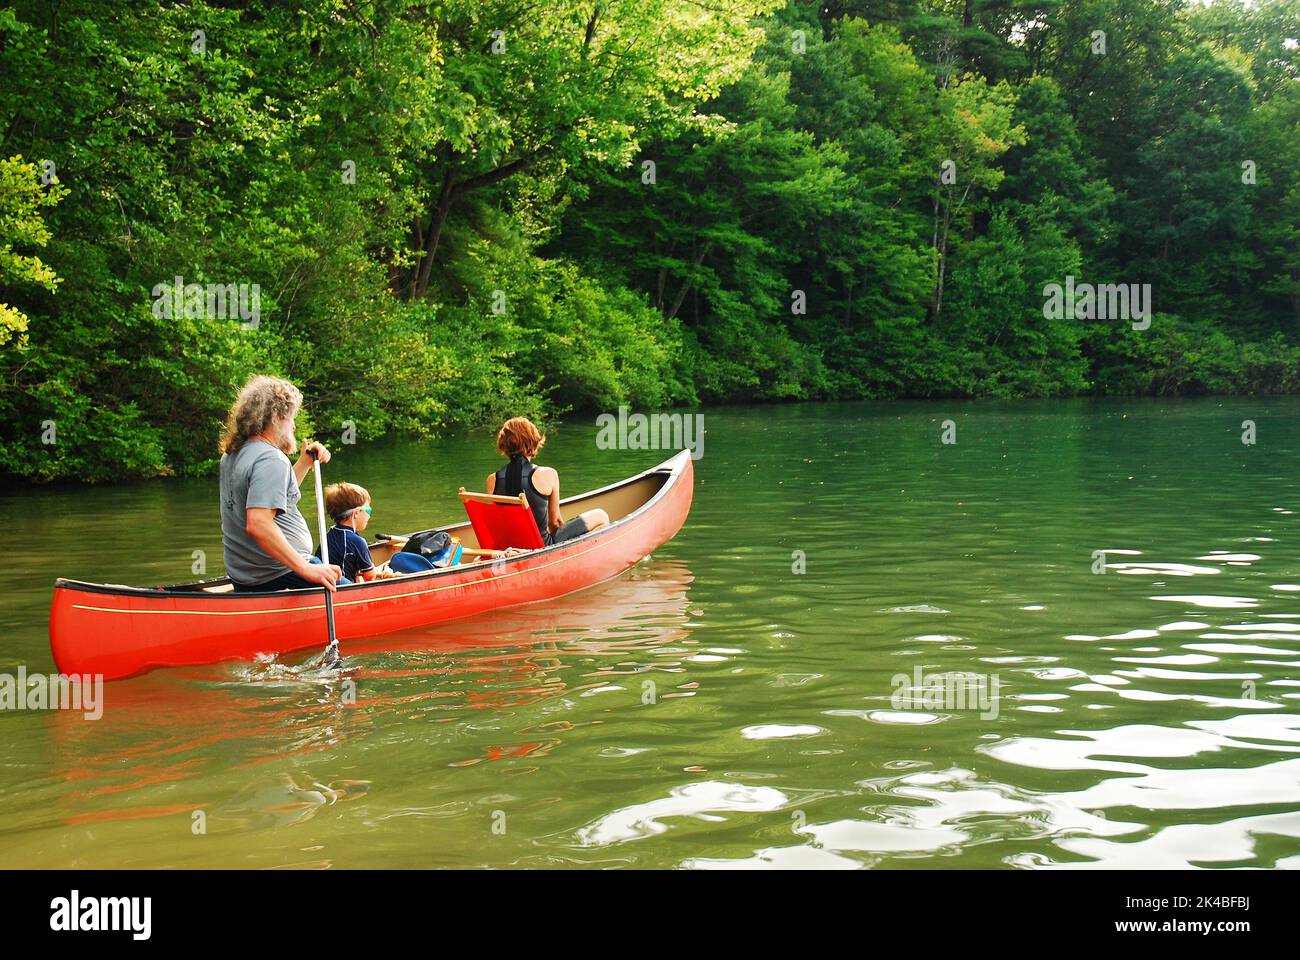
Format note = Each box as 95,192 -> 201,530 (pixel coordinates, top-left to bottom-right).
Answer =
310,450 -> 340,668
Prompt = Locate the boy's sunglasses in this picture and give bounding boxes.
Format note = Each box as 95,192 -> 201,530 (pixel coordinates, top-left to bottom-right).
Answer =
340,505 -> 373,519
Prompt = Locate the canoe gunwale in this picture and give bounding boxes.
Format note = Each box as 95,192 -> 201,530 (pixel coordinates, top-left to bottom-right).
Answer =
50,450 -> 690,602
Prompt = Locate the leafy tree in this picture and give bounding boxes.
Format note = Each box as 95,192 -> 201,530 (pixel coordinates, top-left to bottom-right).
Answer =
927,72 -> 1025,320
401,0 -> 780,299
0,154 -> 64,349
1250,82 -> 1300,328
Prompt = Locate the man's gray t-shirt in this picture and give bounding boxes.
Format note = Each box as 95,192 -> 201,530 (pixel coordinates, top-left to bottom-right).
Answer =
220,440 -> 313,585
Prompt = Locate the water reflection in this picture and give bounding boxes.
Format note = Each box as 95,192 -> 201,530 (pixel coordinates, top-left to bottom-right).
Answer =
658,558 -> 1300,869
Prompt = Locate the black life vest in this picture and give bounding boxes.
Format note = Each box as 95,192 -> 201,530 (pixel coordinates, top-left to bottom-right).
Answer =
494,454 -> 550,543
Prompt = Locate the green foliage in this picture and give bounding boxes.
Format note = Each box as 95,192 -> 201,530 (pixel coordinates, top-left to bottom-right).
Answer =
1,0 -> 1298,482
0,154 -> 65,348
1086,315 -> 1300,395
426,214 -> 692,416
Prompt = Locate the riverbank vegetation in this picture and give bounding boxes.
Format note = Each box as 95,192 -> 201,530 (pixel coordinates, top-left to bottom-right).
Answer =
1,0 -> 1297,481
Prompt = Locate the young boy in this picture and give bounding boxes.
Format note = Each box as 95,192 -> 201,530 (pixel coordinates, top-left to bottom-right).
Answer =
316,482 -> 394,582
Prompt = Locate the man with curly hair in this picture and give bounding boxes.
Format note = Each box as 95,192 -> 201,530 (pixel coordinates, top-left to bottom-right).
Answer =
218,375 -> 341,592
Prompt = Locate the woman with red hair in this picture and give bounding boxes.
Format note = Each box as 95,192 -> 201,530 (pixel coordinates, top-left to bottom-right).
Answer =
486,417 -> 609,545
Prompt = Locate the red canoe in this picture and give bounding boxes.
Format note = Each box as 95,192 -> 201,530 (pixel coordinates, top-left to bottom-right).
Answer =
50,451 -> 694,680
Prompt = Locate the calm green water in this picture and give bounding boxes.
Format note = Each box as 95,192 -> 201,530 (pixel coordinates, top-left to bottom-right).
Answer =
3,398 -> 1300,869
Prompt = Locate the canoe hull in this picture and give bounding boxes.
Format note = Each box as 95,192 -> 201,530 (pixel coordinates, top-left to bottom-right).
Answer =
50,451 -> 693,680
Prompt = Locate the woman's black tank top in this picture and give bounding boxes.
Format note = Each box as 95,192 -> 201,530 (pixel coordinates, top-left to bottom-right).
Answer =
494,454 -> 550,543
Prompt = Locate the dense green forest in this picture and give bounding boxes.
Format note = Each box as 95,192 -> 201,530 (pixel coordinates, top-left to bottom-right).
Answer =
1,0 -> 1298,481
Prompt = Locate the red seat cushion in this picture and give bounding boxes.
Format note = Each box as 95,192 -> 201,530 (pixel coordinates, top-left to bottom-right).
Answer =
462,499 -> 546,550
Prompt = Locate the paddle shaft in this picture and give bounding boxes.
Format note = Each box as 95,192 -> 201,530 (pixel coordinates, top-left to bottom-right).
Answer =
460,547 -> 505,559
311,452 -> 339,664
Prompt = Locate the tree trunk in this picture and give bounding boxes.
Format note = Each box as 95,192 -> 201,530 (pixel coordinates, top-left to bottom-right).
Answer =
655,240 -> 675,312
412,173 -> 457,300
930,190 -> 943,319
407,144 -> 558,299
665,244 -> 710,321
960,0 -> 974,68
932,194 -> 954,320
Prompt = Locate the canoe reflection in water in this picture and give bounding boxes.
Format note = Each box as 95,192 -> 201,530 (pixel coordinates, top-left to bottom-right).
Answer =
47,558 -> 695,834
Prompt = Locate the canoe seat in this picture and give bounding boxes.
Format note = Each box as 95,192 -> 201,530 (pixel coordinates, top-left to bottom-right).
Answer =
458,487 -> 546,550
